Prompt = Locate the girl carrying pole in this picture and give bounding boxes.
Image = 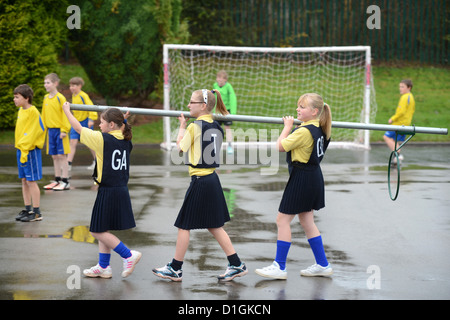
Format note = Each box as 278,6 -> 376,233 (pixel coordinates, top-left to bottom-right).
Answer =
62,103 -> 141,279
255,93 -> 333,279
152,89 -> 247,282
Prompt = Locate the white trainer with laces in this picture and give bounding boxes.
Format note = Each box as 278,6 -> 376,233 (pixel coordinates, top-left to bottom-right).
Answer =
83,264 -> 112,279
300,264 -> 333,277
121,250 -> 142,278
255,261 -> 287,280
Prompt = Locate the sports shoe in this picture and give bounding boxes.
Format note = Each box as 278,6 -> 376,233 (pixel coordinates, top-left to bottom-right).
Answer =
255,261 -> 287,280
121,250 -> 142,278
44,181 -> 59,190
152,262 -> 182,282
87,161 -> 95,170
83,264 -> 112,279
218,263 -> 248,281
300,264 -> 333,277
15,210 -> 28,221
20,211 -> 43,222
53,181 -> 70,191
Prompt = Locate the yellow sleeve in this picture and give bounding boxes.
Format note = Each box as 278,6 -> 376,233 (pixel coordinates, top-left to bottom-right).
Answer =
390,94 -> 412,125
80,128 -> 103,155
281,127 -> 312,152
16,108 -> 45,163
82,92 -> 98,120
179,122 -> 202,166
58,94 -> 71,133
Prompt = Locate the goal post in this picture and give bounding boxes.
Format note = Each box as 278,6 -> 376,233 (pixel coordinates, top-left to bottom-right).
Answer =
162,44 -> 376,150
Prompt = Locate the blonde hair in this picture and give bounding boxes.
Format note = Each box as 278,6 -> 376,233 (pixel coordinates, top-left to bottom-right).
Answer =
216,70 -> 228,80
193,89 -> 229,115
44,73 -> 60,83
298,93 -> 332,140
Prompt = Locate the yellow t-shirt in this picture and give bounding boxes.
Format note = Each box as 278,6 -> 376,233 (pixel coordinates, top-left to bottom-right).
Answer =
179,114 -> 216,177
390,93 -> 415,126
71,90 -> 98,122
281,119 -> 319,163
80,128 -> 124,183
15,105 -> 46,163
41,92 -> 71,132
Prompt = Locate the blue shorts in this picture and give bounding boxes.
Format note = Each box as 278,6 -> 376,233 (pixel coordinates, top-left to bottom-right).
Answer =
384,130 -> 406,142
17,148 -> 42,181
47,128 -> 66,155
70,118 -> 90,140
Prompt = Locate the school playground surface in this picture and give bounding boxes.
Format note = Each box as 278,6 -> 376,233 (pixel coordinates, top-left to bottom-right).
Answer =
0,143 -> 449,301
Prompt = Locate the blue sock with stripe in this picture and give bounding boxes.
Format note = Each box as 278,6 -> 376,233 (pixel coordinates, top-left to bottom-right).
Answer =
308,235 -> 328,267
275,240 -> 291,270
99,253 -> 111,268
113,242 -> 132,259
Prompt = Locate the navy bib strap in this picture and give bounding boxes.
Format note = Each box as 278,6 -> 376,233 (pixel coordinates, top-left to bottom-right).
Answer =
185,120 -> 224,169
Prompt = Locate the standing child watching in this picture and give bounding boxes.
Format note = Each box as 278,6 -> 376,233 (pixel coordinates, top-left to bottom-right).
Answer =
13,84 -> 45,222
255,93 -> 333,279
152,89 -> 247,282
62,103 -> 141,278
213,70 -> 237,154
67,77 -> 97,171
383,79 -> 415,164
41,73 -> 71,191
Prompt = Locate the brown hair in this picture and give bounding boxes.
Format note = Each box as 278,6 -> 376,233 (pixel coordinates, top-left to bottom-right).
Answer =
193,89 -> 229,115
14,84 -> 34,104
101,108 -> 132,141
69,77 -> 85,86
298,93 -> 332,140
400,79 -> 413,90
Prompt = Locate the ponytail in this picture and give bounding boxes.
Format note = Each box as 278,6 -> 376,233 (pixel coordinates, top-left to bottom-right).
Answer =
320,103 -> 332,140
122,122 -> 132,141
211,89 -> 229,115
194,89 -> 229,116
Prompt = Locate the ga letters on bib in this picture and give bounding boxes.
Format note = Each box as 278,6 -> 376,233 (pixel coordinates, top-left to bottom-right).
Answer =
93,133 -> 132,186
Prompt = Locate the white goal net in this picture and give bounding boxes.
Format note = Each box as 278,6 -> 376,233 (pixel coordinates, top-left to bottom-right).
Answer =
163,44 -> 377,149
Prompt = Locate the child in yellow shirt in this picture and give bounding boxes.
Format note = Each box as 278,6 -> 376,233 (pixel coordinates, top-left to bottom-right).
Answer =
383,79 -> 415,163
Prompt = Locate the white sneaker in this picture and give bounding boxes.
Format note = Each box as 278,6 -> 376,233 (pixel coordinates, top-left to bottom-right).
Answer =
83,264 -> 112,279
44,181 -> 59,190
300,264 -> 333,277
255,261 -> 287,280
53,180 -> 70,191
121,250 -> 142,278
87,161 -> 96,170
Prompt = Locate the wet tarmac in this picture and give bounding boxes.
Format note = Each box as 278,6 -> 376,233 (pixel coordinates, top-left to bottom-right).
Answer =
0,143 -> 449,301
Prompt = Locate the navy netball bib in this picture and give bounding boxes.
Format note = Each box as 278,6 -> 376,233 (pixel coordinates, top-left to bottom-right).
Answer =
286,124 -> 330,170
185,120 -> 224,168
93,133 -> 132,187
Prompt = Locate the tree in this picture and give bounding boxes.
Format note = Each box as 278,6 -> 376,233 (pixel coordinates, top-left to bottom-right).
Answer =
0,0 -> 68,129
68,0 -> 189,103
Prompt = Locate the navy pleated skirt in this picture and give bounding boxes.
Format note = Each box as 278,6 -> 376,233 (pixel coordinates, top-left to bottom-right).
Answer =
174,172 -> 230,230
278,164 -> 325,214
90,185 -> 136,232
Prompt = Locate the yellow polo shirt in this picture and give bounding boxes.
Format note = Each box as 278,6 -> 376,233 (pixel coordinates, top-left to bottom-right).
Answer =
281,119 -> 319,163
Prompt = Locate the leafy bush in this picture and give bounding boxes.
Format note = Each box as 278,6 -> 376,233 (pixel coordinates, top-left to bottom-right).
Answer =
69,0 -> 189,103
0,0 -> 68,129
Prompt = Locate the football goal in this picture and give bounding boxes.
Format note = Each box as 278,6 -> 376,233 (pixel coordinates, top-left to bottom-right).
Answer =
162,44 -> 377,149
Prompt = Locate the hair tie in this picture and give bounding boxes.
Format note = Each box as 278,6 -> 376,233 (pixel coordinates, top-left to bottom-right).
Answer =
202,89 -> 208,104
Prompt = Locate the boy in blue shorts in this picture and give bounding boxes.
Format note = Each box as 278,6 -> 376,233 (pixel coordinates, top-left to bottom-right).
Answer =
41,73 -> 71,191
67,77 -> 97,171
13,84 -> 45,222
383,79 -> 415,164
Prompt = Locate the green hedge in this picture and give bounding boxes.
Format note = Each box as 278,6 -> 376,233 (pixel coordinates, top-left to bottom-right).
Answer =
0,0 -> 68,129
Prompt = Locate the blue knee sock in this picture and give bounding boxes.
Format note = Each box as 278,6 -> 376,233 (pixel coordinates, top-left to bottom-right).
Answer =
113,242 -> 132,259
99,253 -> 111,268
308,235 -> 328,267
275,240 -> 291,270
